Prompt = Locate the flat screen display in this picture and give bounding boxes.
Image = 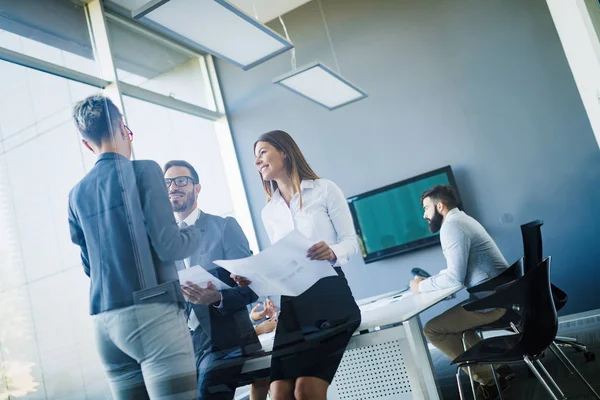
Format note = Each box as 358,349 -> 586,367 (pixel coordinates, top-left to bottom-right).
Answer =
347,166 -> 461,263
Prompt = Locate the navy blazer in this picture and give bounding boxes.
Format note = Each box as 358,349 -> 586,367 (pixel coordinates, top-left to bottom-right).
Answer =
68,153 -> 202,315
189,212 -> 260,355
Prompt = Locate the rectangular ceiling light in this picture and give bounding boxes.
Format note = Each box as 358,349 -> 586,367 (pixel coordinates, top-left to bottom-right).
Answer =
273,62 -> 367,110
130,0 -> 293,70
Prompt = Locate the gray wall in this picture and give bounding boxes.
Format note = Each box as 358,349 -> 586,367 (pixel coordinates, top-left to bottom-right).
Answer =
216,0 -> 600,317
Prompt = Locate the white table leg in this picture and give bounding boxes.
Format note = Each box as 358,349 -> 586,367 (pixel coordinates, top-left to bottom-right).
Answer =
403,316 -> 442,400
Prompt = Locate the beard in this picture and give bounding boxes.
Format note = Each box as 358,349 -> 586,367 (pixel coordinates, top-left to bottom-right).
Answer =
171,191 -> 195,213
427,209 -> 443,233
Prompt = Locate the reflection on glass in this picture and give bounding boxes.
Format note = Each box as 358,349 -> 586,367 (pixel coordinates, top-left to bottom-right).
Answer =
0,60 -> 106,398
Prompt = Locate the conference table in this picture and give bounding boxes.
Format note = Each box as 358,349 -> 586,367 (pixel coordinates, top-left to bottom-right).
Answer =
238,285 -> 463,400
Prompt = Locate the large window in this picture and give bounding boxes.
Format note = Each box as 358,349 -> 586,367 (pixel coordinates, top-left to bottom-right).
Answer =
107,17 -> 217,110
124,96 -> 235,217
0,60 -> 106,399
0,1 -> 255,398
0,0 -> 100,77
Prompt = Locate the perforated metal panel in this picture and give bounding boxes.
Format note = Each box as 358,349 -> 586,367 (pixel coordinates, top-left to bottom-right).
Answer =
331,339 -> 411,399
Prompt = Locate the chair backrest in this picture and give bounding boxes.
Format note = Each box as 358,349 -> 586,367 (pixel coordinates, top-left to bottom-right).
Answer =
519,257 -> 558,356
520,220 -> 569,311
521,220 -> 544,274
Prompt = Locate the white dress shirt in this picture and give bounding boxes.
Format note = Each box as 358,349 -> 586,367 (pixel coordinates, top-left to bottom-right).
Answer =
178,208 -> 223,331
261,179 -> 358,267
180,208 -> 201,268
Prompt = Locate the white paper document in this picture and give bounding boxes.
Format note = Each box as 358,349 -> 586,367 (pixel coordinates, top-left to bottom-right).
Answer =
214,230 -> 336,297
177,265 -> 231,291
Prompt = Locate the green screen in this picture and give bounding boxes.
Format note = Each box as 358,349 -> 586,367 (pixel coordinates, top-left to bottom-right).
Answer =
352,172 -> 451,255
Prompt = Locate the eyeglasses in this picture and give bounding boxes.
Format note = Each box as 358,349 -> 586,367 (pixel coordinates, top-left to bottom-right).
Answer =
124,125 -> 134,142
165,176 -> 195,188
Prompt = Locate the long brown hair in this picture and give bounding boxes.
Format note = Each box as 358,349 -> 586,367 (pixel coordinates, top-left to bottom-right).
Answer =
254,130 -> 320,208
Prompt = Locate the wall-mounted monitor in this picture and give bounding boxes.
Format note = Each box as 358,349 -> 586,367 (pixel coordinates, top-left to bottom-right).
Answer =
347,166 -> 461,264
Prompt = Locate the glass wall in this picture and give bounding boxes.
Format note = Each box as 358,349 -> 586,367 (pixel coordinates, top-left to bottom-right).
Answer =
0,1 -> 255,398
0,60 -> 106,399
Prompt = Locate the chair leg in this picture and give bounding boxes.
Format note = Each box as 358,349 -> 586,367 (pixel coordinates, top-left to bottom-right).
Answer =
550,341 -> 575,375
490,364 -> 504,400
523,356 -> 561,400
456,367 -> 466,400
462,332 -> 477,400
551,342 -> 600,399
535,359 -> 567,399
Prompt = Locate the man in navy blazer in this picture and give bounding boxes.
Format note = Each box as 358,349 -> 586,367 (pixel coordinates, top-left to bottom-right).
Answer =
68,95 -> 200,399
164,160 -> 261,400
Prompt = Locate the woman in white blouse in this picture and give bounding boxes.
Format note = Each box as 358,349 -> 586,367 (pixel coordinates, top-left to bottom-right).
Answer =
249,130 -> 361,400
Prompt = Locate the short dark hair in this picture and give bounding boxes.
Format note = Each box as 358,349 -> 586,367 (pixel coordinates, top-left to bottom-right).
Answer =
164,160 -> 200,184
421,185 -> 459,209
73,95 -> 122,146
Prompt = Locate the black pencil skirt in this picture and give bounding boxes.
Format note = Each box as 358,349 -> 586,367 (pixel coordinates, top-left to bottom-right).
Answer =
270,267 -> 361,384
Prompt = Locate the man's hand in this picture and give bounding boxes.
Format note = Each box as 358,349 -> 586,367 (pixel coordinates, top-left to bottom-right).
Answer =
181,281 -> 221,305
255,318 -> 278,335
410,276 -> 426,294
230,274 -> 251,287
250,299 -> 276,321
307,241 -> 337,262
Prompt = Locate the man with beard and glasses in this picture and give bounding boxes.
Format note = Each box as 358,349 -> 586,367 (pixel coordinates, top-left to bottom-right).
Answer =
164,160 -> 261,400
410,185 -> 513,400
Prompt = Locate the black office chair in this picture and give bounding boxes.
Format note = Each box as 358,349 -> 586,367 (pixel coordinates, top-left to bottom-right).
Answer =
453,258 -> 566,400
459,222 -> 599,399
456,258 -> 524,399
521,221 -> 593,358
521,220 -> 599,398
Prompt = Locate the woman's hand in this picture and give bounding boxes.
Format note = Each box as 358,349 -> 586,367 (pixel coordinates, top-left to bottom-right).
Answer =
307,241 -> 337,262
231,274 -> 251,287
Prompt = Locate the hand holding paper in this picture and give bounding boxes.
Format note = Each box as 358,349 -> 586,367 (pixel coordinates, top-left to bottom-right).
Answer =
215,230 -> 336,297
177,265 -> 231,291
181,281 -> 221,305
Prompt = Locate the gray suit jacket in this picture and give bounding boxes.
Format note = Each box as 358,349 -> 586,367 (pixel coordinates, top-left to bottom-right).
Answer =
189,212 -> 260,356
69,153 -> 201,314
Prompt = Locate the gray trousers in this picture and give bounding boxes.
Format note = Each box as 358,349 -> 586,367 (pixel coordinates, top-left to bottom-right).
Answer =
93,302 -> 197,399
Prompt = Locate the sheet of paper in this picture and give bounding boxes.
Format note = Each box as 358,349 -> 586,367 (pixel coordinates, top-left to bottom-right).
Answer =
214,230 -> 336,297
359,293 -> 411,312
177,265 -> 231,291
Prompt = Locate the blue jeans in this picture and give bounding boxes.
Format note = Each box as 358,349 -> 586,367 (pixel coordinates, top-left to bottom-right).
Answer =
93,302 -> 197,399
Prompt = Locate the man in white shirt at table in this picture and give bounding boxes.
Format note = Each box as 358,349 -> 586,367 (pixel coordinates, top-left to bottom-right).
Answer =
409,185 -> 513,400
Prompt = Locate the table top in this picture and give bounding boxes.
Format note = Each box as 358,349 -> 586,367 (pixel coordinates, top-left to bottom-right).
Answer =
241,286 -> 463,374
357,286 -> 463,331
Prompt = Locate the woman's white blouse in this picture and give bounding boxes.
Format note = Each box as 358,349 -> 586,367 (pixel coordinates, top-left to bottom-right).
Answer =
261,179 -> 358,267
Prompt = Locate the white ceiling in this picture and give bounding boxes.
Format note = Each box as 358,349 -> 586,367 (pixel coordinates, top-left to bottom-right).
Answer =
217,0 -> 313,23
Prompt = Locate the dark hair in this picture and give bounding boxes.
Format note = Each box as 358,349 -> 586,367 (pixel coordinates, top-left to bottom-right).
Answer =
254,130 -> 319,208
163,160 -> 200,184
73,95 -> 123,146
420,185 -> 459,209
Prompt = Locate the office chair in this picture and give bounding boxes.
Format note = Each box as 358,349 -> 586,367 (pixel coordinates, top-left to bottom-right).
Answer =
521,220 -> 599,398
459,258 -> 525,400
521,220 -> 595,362
453,258 -> 566,400
458,222 -> 599,399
